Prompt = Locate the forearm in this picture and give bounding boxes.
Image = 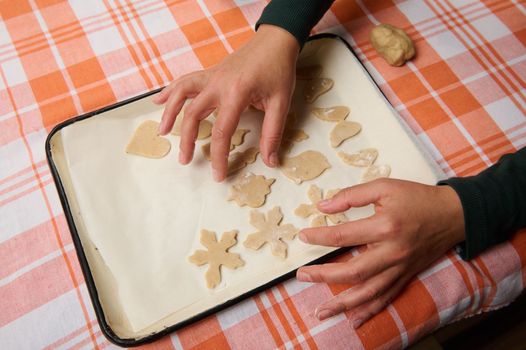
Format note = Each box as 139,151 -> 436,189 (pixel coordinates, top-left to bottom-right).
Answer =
439,147 -> 526,259
256,0 -> 335,47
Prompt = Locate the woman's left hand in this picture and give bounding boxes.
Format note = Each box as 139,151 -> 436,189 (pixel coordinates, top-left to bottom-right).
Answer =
296,178 -> 465,328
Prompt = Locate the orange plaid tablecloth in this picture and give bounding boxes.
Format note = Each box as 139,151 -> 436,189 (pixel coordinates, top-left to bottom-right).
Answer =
1,0 -> 525,349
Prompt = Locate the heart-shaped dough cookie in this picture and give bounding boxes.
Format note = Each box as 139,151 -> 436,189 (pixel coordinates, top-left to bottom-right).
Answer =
362,164 -> 391,182
338,148 -> 378,167
126,120 -> 171,159
330,121 -> 362,148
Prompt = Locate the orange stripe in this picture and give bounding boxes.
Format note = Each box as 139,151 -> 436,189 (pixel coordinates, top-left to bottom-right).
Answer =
69,330 -> 103,350
124,0 -> 174,82
0,177 -> 53,207
427,0 -> 526,115
446,0 -> 526,91
254,295 -> 284,348
0,160 -> 46,186
447,252 -> 477,314
0,167 -> 50,196
42,321 -> 97,350
113,0 -> 164,86
473,257 -> 498,308
101,0 -> 154,89
265,289 -> 301,350
277,285 -> 318,350
0,69 -> 99,349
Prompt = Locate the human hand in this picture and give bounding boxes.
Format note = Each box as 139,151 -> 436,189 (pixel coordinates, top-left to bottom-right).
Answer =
154,25 -> 300,182
296,179 -> 465,328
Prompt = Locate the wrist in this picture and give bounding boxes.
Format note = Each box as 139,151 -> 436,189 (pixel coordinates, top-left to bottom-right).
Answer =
256,24 -> 300,59
436,185 -> 466,247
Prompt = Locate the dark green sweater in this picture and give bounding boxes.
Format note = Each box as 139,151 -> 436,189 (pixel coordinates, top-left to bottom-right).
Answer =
257,0 -> 526,260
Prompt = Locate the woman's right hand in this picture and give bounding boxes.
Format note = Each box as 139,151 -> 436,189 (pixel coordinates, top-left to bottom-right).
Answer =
154,24 -> 300,182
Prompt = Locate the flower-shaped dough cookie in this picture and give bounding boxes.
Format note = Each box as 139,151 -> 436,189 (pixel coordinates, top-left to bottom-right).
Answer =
244,207 -> 298,259
295,185 -> 348,227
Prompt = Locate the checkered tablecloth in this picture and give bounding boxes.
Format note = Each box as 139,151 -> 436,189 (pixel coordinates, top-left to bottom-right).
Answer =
1,1 -> 525,349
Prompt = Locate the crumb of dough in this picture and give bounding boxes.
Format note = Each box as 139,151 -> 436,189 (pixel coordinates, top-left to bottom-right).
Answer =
338,148 -> 378,167
230,129 -> 250,151
296,65 -> 322,80
304,78 -> 334,103
125,120 -> 171,159
244,207 -> 298,259
370,23 -> 415,66
227,147 -> 259,176
280,150 -> 330,184
188,230 -> 244,289
228,173 -> 275,208
311,106 -> 350,122
295,185 -> 348,227
330,121 -> 362,148
362,164 -> 391,182
171,119 -> 213,140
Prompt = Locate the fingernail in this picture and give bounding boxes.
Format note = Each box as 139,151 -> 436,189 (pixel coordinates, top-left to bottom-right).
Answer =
318,199 -> 331,207
212,168 -> 221,182
351,318 -> 363,329
297,271 -> 312,282
299,231 -> 308,243
269,152 -> 279,167
316,309 -> 333,321
179,152 -> 188,164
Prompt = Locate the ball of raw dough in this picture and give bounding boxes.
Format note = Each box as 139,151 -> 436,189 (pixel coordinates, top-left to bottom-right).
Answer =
370,23 -> 415,66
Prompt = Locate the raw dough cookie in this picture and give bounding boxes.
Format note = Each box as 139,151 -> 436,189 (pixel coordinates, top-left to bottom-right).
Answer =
311,106 -> 350,122
338,148 -> 378,167
201,129 -> 250,160
362,164 -> 391,182
244,207 -> 298,259
370,23 -> 415,67
330,121 -> 362,148
227,147 -> 259,175
295,185 -> 348,227
296,65 -> 322,80
280,150 -> 330,184
188,230 -> 244,289
304,78 -> 333,103
228,173 -> 275,208
125,120 -> 171,159
281,128 -> 309,155
230,129 -> 250,151
171,117 -> 213,140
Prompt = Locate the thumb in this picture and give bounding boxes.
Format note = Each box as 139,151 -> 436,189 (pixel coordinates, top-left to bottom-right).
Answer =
318,182 -> 384,214
259,95 -> 289,168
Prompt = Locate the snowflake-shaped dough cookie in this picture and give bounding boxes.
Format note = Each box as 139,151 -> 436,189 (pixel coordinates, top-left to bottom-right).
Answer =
244,207 -> 299,259
295,185 -> 348,227
188,230 -> 244,288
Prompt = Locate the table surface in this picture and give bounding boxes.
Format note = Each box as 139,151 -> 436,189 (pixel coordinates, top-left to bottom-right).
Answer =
1,1 -> 525,349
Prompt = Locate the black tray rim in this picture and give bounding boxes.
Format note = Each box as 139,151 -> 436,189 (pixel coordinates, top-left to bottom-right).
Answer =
45,33 -> 376,347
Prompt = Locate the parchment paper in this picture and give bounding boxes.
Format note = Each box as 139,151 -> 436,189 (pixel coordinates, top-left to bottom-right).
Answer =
52,38 -> 443,336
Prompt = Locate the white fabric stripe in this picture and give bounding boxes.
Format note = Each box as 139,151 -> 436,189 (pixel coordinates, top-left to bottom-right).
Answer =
197,0 -> 235,54
0,243 -> 74,287
0,161 -> 47,192
28,0 -> 83,115
0,171 -> 51,202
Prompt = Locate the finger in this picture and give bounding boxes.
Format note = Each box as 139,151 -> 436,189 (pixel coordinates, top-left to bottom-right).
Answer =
259,95 -> 289,167
349,274 -> 410,329
211,101 -> 247,182
299,217 -> 380,247
179,92 -> 216,164
297,247 -> 393,284
152,85 -> 173,105
317,182 -> 384,214
158,73 -> 207,135
314,266 -> 401,321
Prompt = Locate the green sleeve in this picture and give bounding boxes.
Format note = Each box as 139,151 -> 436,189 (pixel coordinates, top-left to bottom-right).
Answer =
256,0 -> 335,47
439,147 -> 526,260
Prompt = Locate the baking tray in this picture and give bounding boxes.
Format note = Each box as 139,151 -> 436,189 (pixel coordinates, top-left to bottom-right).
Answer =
45,34 -> 444,346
